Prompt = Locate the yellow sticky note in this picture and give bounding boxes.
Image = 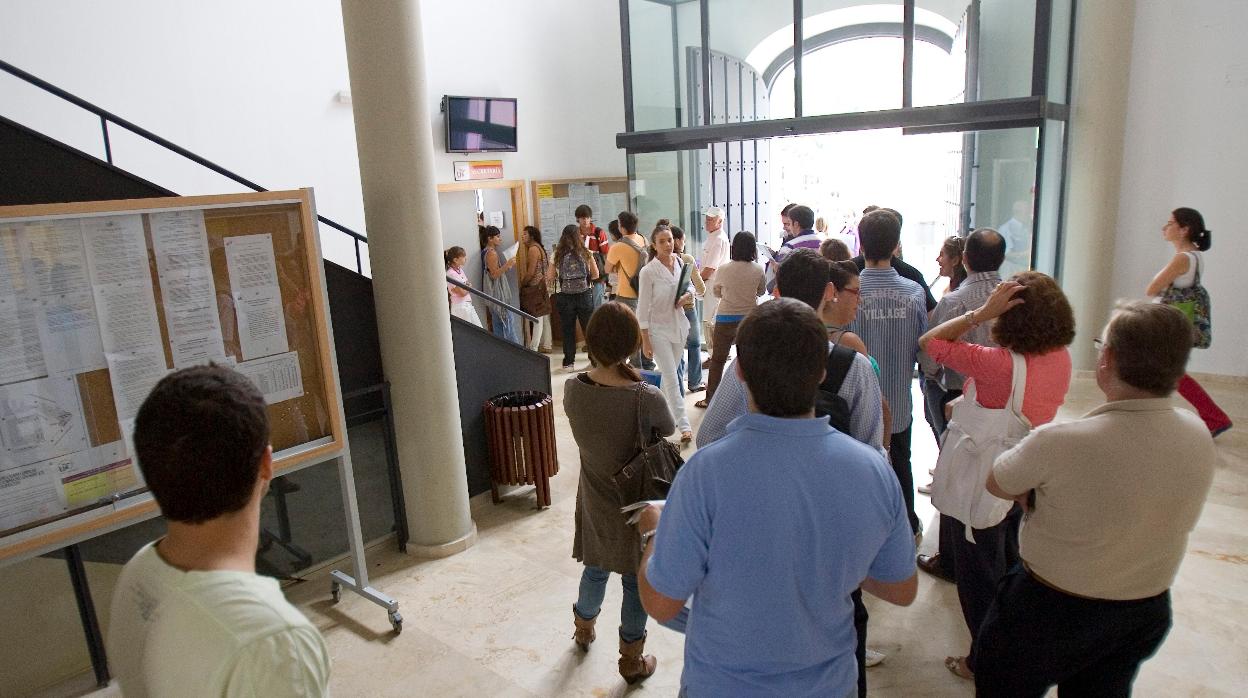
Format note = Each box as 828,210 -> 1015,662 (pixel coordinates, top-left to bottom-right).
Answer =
536,184 -> 554,199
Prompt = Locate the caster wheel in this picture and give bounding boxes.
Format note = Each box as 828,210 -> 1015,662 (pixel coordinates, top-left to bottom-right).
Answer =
389,611 -> 403,633
330,582 -> 341,603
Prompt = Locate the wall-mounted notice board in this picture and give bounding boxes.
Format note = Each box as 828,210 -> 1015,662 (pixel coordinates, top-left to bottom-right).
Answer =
0,189 -> 345,564
531,177 -> 629,240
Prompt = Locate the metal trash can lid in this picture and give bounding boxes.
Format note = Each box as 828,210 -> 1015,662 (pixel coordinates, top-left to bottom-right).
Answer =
486,391 -> 549,409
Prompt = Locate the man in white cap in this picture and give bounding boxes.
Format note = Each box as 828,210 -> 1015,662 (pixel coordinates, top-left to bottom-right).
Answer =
698,206 -> 730,373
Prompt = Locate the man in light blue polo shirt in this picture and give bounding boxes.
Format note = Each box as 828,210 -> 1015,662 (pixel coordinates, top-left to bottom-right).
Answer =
637,298 -> 917,697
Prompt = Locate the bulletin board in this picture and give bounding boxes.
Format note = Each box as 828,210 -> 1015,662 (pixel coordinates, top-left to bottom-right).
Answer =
0,189 -> 345,564
531,177 -> 629,240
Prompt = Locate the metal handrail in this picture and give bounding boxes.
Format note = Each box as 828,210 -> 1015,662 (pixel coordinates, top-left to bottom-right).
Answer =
0,59 -> 370,268
446,275 -> 537,323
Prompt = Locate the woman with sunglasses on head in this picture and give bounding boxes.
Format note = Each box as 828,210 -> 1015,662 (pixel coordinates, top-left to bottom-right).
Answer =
1145,207 -> 1230,437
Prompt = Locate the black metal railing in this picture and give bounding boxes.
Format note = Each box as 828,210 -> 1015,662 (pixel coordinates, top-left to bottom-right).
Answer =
446,275 -> 537,324
0,59 -> 371,275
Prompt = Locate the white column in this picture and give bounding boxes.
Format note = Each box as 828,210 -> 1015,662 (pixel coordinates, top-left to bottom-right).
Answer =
1060,0 -> 1137,369
340,0 -> 475,556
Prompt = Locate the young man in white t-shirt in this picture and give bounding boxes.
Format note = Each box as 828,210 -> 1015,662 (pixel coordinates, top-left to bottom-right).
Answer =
107,365 -> 330,697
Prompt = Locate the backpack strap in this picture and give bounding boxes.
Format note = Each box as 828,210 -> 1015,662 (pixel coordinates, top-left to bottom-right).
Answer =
822,344 -> 857,395
1189,251 -> 1202,285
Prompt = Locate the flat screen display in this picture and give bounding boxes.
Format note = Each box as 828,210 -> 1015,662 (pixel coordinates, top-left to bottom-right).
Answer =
444,96 -> 517,153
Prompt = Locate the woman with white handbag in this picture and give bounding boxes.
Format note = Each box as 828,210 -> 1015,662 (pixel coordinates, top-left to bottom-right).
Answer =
921,272 -> 1076,682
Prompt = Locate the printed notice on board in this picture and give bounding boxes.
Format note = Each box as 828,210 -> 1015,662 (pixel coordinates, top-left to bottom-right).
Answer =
225,234 -> 288,361
0,376 -> 90,470
236,351 -> 303,404
0,226 -> 48,385
21,220 -> 107,376
0,459 -> 63,532
150,210 -> 228,368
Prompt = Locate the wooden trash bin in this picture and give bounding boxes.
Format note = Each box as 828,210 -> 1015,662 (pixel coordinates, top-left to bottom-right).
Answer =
483,391 -> 559,507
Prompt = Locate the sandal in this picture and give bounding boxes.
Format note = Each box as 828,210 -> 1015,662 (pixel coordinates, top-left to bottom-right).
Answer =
944,656 -> 974,680
680,431 -> 693,445
694,399 -> 709,409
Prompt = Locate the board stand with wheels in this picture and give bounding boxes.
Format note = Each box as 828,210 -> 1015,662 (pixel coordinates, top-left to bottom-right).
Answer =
326,454 -> 402,632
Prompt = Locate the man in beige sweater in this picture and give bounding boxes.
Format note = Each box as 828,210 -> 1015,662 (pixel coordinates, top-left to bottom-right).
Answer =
977,301 -> 1215,696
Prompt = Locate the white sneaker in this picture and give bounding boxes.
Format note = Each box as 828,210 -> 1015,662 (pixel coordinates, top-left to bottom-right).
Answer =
865,648 -> 886,667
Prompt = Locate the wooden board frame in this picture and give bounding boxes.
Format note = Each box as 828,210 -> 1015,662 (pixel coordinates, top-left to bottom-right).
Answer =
0,189 -> 346,564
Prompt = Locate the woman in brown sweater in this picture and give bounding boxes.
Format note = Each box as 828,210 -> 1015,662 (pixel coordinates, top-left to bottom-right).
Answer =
564,301 -> 673,685
696,231 -> 765,407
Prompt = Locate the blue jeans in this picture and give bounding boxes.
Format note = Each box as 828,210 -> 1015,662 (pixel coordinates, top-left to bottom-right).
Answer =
574,566 -> 647,643
677,305 -> 703,389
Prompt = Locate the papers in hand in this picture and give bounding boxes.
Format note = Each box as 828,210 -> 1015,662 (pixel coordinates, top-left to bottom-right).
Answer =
621,499 -> 665,525
502,242 -> 520,261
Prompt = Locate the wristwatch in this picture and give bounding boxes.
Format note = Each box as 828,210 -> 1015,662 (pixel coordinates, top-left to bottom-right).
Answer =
639,529 -> 658,553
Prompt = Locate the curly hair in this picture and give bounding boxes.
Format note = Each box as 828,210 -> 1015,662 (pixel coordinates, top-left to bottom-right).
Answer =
991,271 -> 1076,354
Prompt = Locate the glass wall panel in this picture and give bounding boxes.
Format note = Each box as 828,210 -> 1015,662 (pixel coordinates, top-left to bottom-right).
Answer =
629,0 -> 681,131
976,0 -> 1037,100
795,1 -> 905,118
1033,119 -> 1065,276
912,0 -> 971,108
972,126 -> 1038,278
1047,0 -> 1074,103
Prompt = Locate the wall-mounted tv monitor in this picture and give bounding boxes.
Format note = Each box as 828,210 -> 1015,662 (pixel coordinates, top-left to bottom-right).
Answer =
443,96 -> 517,153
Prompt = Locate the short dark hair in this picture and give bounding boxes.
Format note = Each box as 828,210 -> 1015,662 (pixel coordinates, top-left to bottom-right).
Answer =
880,207 -> 903,228
858,210 -> 901,261
618,210 -> 638,233
574,204 -> 593,220
992,271 -> 1076,354
736,298 -> 828,417
1105,301 -> 1192,396
781,203 -> 796,217
607,219 -> 621,241
1172,207 -> 1211,251
586,302 -> 643,383
820,238 -> 851,262
730,231 -> 758,261
827,259 -> 859,291
964,228 -> 1005,272
134,365 -> 270,524
788,205 -> 815,229
670,224 -> 685,241
775,248 -> 831,310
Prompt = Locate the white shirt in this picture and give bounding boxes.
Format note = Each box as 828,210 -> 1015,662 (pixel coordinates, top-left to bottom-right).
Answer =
108,542 -> 331,697
636,255 -> 691,344
700,228 -> 730,272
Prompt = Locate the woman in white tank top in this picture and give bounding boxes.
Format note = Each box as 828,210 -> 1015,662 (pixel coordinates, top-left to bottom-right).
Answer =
1145,207 -> 1230,437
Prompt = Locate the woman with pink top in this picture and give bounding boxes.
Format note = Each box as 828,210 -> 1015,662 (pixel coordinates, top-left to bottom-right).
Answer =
445,246 -> 482,327
919,271 -> 1075,682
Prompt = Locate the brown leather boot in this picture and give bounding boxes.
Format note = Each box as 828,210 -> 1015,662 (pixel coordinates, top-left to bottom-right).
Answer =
618,633 -> 657,684
572,607 -> 596,651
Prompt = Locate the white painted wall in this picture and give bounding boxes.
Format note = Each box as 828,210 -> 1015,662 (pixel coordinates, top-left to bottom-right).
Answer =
1108,0 -> 1248,376
419,0 -> 626,187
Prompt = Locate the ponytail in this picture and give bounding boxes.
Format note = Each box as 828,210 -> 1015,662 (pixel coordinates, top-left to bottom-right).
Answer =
1172,207 -> 1211,251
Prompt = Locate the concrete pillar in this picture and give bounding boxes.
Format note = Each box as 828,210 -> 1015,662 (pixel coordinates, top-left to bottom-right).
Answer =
339,0 -> 476,556
1060,0 -> 1136,370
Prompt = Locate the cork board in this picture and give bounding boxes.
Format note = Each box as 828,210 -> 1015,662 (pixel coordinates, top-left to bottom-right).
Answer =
0,190 -> 344,564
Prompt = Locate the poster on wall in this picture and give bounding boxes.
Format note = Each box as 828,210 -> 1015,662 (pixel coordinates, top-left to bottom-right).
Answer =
453,160 -> 504,182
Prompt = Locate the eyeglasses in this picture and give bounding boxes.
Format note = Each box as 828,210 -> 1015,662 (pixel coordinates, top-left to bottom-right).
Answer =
841,287 -> 860,296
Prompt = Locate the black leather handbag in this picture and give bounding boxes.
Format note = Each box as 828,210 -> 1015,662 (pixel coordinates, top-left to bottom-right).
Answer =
612,385 -> 684,505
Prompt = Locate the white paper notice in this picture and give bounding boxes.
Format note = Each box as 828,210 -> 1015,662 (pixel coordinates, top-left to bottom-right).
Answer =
0,226 -> 48,384
151,210 -> 227,368
0,376 -> 89,469
106,352 -> 168,422
93,283 -> 163,354
235,351 -> 304,404
81,215 -> 150,285
0,459 -> 65,532
225,234 -> 288,361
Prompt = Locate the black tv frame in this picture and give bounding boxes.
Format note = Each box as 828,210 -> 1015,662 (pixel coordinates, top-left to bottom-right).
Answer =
442,95 -> 518,154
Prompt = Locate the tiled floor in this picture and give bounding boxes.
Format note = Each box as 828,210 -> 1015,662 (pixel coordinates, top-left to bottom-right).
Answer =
58,356 -> 1248,697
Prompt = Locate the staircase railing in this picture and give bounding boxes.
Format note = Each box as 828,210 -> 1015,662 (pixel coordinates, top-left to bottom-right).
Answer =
446,275 -> 537,325
0,59 -> 370,275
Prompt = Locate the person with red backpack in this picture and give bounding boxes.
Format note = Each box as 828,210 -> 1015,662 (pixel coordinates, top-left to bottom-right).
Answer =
576,204 -> 610,311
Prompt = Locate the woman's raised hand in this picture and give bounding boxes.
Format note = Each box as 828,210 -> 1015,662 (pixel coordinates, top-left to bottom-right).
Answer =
976,280 -> 1025,322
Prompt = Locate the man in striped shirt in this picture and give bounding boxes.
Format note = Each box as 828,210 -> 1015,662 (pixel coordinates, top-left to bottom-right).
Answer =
850,210 -> 928,539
